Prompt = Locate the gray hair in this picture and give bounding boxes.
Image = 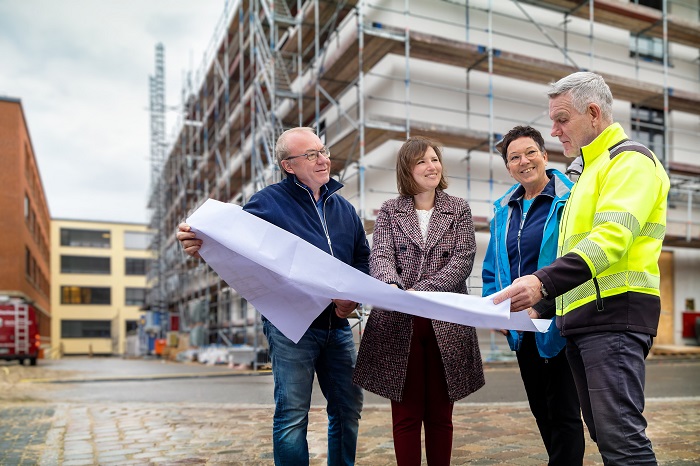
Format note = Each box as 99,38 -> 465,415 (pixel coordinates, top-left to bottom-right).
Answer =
275,127 -> 316,175
548,72 -> 613,123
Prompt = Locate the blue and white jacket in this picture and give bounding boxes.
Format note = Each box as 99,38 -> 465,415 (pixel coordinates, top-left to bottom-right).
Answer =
244,174 -> 370,330
481,169 -> 573,358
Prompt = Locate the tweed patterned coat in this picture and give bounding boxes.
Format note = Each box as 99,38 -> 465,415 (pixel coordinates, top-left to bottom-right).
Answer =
353,190 -> 485,402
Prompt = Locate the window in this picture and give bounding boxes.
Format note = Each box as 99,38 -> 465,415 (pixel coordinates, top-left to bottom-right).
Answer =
125,258 -> 149,276
124,231 -> 152,250
29,209 -> 35,233
31,256 -> 36,283
61,320 -> 111,338
629,34 -> 664,63
61,286 -> 111,305
125,287 -> 146,306
631,105 -> 665,161
25,197 -> 35,234
61,255 -> 110,274
25,145 -> 31,180
629,1 -> 664,64
25,247 -> 31,278
631,0 -> 661,10
60,228 -> 111,248
125,320 -> 139,335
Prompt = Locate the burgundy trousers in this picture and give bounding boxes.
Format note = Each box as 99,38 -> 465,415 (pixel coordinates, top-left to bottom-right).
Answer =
391,316 -> 454,466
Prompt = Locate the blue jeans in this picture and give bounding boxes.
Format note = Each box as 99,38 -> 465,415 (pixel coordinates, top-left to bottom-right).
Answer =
263,319 -> 363,466
566,331 -> 656,465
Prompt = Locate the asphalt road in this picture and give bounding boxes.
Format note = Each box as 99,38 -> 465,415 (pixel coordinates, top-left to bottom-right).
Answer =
11,354 -> 700,406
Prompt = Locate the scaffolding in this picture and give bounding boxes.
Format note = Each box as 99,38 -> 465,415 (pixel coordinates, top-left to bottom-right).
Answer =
148,0 -> 700,356
146,43 -> 168,338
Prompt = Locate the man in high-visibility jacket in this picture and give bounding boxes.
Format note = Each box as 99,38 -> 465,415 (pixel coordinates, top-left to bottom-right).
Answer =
495,71 -> 670,465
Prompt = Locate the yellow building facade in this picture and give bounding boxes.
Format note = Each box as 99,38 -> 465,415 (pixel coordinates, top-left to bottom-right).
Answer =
50,219 -> 153,357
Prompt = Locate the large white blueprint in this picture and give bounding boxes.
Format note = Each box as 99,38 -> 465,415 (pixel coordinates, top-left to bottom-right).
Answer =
187,199 -> 548,343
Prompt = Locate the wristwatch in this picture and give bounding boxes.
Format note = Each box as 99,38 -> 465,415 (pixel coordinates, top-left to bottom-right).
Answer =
540,281 -> 549,299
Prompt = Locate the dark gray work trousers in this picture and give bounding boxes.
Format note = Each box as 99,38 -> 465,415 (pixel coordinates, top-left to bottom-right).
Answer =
566,331 -> 657,465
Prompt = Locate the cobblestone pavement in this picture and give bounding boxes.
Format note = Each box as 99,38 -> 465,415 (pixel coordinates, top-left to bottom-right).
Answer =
1,398 -> 699,465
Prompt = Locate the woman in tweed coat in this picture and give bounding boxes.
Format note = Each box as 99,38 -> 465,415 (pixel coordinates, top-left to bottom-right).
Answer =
353,136 -> 485,465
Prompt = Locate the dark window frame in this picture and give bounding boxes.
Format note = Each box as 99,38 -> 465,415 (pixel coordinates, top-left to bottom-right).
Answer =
125,287 -> 146,306
125,258 -> 149,276
61,320 -> 112,338
61,286 -> 111,305
631,104 -> 665,162
628,1 -> 665,64
60,255 -> 111,275
60,228 -> 111,249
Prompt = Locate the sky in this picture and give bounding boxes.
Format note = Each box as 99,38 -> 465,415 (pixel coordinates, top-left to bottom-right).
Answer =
0,0 -> 228,224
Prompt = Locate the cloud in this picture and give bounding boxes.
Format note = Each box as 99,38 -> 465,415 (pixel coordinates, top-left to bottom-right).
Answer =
0,0 -> 225,223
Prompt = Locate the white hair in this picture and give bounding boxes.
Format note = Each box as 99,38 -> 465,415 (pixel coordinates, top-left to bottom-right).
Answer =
548,72 -> 613,122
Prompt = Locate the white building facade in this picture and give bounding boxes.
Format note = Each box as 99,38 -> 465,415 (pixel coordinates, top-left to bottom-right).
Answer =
149,0 -> 700,351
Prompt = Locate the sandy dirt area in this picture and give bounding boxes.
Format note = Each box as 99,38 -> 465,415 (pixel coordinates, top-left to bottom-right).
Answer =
0,362 -> 76,401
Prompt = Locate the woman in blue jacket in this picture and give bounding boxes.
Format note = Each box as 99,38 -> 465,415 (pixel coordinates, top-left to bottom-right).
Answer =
482,125 -> 584,465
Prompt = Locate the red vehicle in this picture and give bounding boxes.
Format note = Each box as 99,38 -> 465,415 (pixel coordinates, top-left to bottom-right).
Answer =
0,299 -> 39,366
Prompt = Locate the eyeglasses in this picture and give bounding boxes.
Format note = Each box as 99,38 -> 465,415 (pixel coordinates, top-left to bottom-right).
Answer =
507,149 -> 541,165
285,147 -> 331,163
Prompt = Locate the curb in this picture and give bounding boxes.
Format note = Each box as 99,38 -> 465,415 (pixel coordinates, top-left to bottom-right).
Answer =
20,369 -> 272,384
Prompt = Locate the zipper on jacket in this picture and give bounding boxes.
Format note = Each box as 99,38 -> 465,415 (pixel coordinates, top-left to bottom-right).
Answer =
321,197 -> 334,256
593,277 -> 604,312
316,196 -> 334,330
516,201 -> 527,278
555,176 -> 575,329
295,180 -> 336,330
296,180 -> 335,256
494,210 -> 505,291
559,193 -> 573,257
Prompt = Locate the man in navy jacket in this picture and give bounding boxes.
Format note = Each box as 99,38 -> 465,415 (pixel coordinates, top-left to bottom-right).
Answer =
178,127 -> 370,465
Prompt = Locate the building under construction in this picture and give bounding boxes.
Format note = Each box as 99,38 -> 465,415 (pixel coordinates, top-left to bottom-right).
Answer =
146,0 -> 700,359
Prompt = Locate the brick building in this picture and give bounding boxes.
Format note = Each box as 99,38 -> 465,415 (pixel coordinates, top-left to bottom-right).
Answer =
0,96 -> 51,351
